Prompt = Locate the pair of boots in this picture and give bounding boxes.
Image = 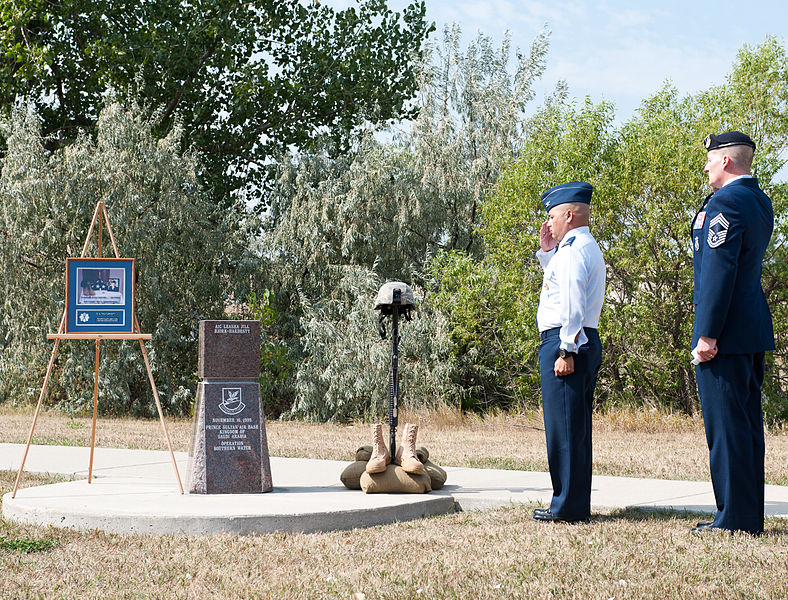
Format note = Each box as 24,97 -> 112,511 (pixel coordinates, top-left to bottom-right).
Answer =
366,423 -> 424,475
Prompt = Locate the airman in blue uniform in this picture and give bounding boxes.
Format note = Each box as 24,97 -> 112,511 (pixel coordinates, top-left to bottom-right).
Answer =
691,131 -> 774,535
533,182 -> 606,523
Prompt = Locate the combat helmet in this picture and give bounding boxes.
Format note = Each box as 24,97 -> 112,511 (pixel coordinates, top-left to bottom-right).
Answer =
374,281 -> 416,338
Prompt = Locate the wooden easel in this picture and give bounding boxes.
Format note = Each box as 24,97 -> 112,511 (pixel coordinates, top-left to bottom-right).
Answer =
12,201 -> 184,497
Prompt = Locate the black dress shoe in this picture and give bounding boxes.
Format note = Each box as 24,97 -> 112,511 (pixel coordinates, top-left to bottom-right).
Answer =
533,508 -> 559,521
690,522 -> 724,534
695,521 -> 713,527
532,509 -> 586,523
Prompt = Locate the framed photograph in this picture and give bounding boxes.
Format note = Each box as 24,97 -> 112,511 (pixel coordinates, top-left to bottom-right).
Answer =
65,258 -> 135,333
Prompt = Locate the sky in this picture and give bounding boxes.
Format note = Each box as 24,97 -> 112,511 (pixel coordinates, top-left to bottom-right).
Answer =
326,0 -> 788,121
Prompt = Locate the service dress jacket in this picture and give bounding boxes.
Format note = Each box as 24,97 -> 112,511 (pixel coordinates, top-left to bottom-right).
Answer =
691,177 -> 774,354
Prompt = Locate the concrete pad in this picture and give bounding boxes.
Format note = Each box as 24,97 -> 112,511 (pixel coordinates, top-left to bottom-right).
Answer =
439,466 -> 788,517
1,444 -> 455,534
3,478 -> 454,535
0,443 -> 189,482
2,443 -> 787,536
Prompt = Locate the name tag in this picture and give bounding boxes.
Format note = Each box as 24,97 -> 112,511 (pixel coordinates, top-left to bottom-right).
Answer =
693,211 -> 706,229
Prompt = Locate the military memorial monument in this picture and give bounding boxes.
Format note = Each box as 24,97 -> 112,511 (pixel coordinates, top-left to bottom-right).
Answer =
188,320 -> 273,494
340,282 -> 447,493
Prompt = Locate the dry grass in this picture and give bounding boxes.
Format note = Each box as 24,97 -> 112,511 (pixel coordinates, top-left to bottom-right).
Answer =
2,405 -> 787,485
2,407 -> 788,598
1,469 -> 787,599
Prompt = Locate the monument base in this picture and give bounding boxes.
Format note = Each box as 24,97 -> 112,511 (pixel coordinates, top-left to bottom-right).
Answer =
188,381 -> 273,494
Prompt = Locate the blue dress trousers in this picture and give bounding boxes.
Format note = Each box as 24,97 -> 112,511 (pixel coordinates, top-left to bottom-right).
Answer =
539,327 -> 602,520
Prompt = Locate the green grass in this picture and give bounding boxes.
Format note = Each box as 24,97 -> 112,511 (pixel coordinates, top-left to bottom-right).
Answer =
0,534 -> 57,553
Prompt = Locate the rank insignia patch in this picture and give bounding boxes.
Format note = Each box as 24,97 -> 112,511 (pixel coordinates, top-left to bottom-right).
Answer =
707,213 -> 730,248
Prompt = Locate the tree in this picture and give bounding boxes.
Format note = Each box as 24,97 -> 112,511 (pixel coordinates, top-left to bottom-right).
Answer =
287,265 -> 460,422
0,0 -> 432,207
273,35 -> 788,420
723,37 -> 788,421
261,26 -> 551,416
266,24 -> 549,301
592,38 -> 788,418
467,37 -> 788,419
447,92 -> 617,409
0,102 -> 254,415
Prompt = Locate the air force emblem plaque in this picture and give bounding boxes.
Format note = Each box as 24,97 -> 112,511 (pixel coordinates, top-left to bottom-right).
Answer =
219,387 -> 245,415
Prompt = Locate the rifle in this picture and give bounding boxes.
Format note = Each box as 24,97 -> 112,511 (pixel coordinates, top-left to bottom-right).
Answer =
375,283 -> 415,458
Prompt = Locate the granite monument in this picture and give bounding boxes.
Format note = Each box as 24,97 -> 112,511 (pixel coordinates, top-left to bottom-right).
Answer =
188,320 -> 273,494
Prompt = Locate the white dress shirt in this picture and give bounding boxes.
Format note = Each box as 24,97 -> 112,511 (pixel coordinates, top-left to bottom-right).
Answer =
536,226 -> 606,352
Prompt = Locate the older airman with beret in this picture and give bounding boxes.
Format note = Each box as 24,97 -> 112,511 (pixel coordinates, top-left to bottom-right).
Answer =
690,131 -> 774,535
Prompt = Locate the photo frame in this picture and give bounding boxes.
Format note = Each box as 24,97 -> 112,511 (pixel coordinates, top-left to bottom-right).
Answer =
66,258 -> 135,333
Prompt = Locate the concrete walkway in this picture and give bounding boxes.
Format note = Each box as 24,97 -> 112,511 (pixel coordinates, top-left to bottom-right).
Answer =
2,443 -> 787,535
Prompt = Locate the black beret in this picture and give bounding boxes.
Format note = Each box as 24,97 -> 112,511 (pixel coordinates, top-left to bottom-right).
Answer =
704,131 -> 756,151
541,182 -> 593,212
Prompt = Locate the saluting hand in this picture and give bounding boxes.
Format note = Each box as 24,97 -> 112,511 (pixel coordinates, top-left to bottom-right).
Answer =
540,220 -> 556,252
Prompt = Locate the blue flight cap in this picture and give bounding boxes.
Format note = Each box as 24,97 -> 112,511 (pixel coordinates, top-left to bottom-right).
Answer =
704,131 -> 756,151
541,181 -> 593,212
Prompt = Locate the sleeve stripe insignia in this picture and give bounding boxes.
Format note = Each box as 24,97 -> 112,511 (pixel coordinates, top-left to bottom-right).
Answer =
707,213 -> 730,248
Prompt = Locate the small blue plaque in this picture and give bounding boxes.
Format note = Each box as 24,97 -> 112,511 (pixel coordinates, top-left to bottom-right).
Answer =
66,258 -> 135,333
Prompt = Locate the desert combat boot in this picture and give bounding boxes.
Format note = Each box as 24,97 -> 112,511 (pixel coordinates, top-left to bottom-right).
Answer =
395,423 -> 425,475
365,423 -> 390,474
